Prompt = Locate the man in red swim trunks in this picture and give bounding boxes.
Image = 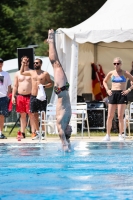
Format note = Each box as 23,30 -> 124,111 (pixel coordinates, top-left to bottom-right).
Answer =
12,56 -> 35,138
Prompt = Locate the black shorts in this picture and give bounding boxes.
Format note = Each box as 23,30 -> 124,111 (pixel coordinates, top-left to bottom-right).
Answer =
108,90 -> 128,104
30,95 -> 47,113
0,97 -> 9,117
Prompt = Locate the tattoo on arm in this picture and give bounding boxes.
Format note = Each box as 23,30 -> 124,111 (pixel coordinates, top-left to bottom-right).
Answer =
49,33 -> 54,39
51,59 -> 56,65
51,59 -> 61,67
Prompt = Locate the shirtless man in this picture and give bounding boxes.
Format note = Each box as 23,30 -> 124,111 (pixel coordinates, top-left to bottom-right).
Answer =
20,58 -> 53,139
47,29 -> 72,152
12,56 -> 35,138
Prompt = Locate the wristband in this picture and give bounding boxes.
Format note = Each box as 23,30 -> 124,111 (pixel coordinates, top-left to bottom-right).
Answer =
128,88 -> 131,92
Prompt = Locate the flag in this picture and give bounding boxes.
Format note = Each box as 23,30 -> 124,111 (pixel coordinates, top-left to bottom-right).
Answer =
97,64 -> 107,98
91,63 -> 102,100
91,63 -> 107,100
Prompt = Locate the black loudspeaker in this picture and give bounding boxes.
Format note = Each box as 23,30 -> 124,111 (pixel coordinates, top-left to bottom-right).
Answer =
82,93 -> 92,102
77,95 -> 85,103
87,101 -> 106,109
17,48 -> 34,70
87,109 -> 105,129
87,101 -> 106,129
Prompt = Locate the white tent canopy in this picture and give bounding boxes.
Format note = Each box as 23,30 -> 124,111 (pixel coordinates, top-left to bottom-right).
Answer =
53,0 -> 133,104
59,0 -> 133,43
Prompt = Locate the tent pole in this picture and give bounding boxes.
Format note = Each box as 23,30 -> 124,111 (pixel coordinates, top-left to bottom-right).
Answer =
94,43 -> 98,63
70,40 -> 79,134
70,40 -> 78,103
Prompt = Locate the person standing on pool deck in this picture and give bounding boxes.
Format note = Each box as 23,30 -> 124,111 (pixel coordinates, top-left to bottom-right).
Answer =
0,58 -> 12,139
103,57 -> 133,141
20,58 -> 53,140
12,56 -> 35,139
47,29 -> 72,152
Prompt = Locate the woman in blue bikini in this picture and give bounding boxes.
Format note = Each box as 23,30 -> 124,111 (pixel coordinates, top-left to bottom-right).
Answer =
47,29 -> 72,152
103,57 -> 133,141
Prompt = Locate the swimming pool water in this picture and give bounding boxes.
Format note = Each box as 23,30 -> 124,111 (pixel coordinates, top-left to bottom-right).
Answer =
0,141 -> 133,200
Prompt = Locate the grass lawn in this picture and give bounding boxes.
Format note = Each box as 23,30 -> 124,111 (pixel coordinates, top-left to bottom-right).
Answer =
3,125 -> 131,138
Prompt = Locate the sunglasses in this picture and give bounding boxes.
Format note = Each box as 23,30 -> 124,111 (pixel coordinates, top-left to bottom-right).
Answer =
113,63 -> 120,65
0,61 -> 3,63
34,62 -> 39,64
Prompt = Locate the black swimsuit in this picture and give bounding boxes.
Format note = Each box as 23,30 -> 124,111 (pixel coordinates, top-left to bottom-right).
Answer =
54,82 -> 70,95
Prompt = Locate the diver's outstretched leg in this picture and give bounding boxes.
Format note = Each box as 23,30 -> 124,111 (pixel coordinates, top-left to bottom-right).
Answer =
47,29 -> 72,152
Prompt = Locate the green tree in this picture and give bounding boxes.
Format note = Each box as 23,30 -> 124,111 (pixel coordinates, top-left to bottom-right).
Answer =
25,0 -> 50,56
0,0 -> 107,59
0,0 -> 29,60
27,0 -> 107,56
47,0 -> 107,29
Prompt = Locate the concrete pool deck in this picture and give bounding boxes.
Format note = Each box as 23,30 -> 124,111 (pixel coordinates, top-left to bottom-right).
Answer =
0,136 -> 133,143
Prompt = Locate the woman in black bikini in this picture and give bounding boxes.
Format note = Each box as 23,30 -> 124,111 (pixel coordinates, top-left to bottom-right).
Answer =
103,57 -> 133,141
47,29 -> 72,152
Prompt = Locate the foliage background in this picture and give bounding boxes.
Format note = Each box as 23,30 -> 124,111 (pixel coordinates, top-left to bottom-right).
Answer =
0,0 -> 107,60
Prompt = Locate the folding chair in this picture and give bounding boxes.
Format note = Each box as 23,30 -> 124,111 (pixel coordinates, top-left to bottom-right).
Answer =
39,104 -> 57,140
39,103 -> 90,140
70,103 -> 90,138
124,102 -> 133,138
